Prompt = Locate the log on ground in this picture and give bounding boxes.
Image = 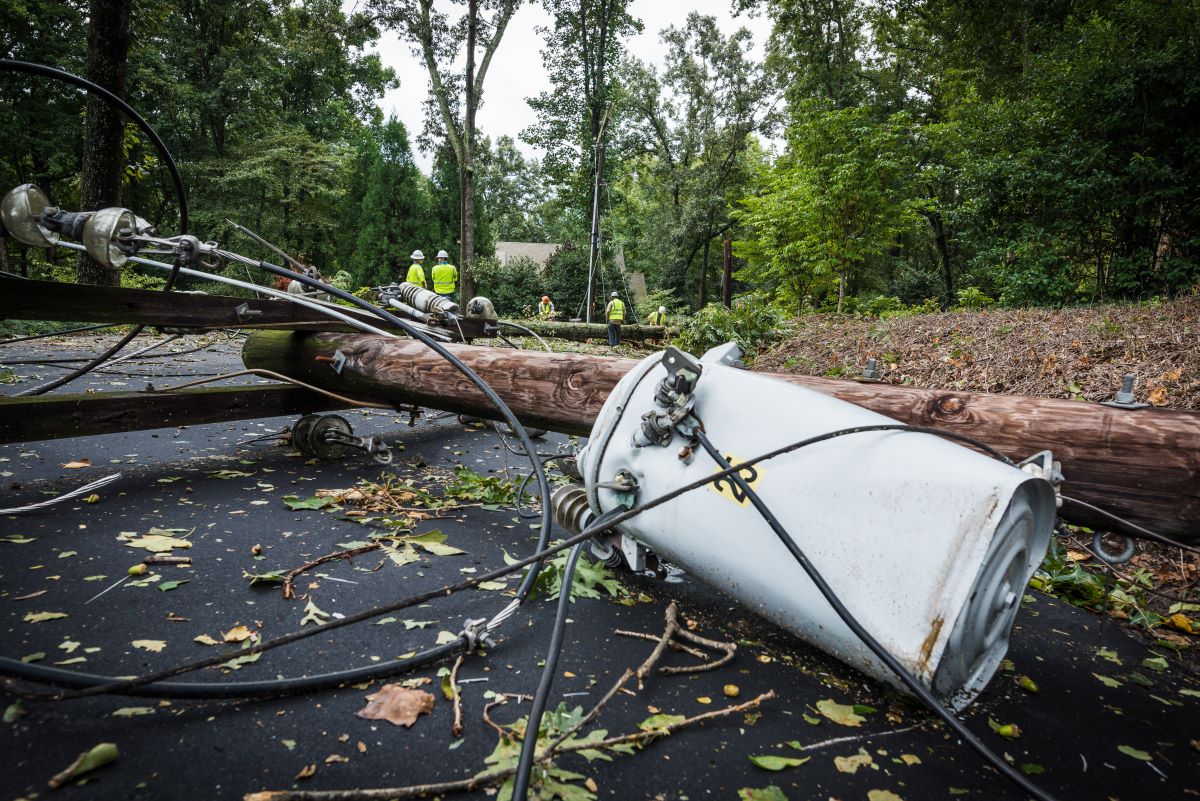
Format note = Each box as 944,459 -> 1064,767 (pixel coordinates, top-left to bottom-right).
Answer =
242,330 -> 1200,542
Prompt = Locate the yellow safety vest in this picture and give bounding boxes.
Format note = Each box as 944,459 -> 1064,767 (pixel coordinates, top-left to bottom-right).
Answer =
539,301 -> 554,317
607,299 -> 625,322
406,263 -> 426,288
649,311 -> 665,325
432,263 -> 457,294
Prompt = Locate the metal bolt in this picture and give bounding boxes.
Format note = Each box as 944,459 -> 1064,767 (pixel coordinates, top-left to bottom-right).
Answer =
862,357 -> 880,381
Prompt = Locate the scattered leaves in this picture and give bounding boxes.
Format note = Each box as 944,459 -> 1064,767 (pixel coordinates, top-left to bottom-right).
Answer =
223,625 -> 253,642
1117,745 -> 1152,762
132,640 -> 166,653
301,600 -> 330,627
867,791 -> 904,801
61,459 -> 92,469
24,611 -> 68,623
738,787 -> 787,801
158,580 -> 189,592
833,749 -> 874,773
125,532 -> 192,553
47,742 -> 118,789
112,707 -> 155,718
295,764 -> 317,780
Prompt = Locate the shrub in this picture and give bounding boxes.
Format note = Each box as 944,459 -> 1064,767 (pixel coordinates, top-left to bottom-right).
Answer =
674,297 -> 784,361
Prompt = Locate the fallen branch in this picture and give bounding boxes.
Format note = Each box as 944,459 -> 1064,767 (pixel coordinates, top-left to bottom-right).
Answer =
282,544 -> 380,600
613,629 -> 708,661
449,655 -> 465,737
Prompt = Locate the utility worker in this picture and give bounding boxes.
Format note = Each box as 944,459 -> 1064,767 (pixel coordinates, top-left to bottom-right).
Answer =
647,305 -> 667,326
605,290 -> 625,347
538,295 -> 555,318
431,249 -> 457,300
406,250 -> 427,289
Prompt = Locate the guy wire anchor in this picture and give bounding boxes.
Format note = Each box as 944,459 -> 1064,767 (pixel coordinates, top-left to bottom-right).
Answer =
1102,372 -> 1148,409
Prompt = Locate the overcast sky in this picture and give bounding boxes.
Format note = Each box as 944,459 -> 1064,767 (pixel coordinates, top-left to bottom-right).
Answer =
359,0 -> 772,173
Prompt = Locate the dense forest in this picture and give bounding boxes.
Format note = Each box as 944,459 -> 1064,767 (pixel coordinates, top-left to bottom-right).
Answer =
1,0 -> 1197,319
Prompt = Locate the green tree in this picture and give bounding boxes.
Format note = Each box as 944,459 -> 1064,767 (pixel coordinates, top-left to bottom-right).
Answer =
736,103 -> 923,313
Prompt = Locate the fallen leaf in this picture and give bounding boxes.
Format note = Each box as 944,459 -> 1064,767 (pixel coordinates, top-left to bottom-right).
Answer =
1093,673 -> 1122,689
132,639 -> 167,653
435,630 -> 458,645
899,754 -> 921,766
724,684 -> 740,698
1,535 -> 36,544
638,713 -> 686,731
696,696 -> 712,705
125,533 -> 192,553
1021,763 -> 1045,775
476,580 -> 507,591
24,611 -> 68,623
1147,386 -> 1168,406
295,764 -> 317,780
62,459 -> 92,469
816,699 -> 864,727
112,706 -> 155,717
1017,675 -> 1039,693
867,791 -> 904,801
1117,745 -> 1152,761
47,742 -> 118,789
834,749 -> 874,773
219,651 -> 262,671
325,754 -> 349,764
738,787 -> 788,801
1143,656 -> 1169,672
354,684 -> 435,727
1167,613 -> 1195,634
300,600 -> 330,627
158,580 -> 189,592
194,634 -> 220,646
281,740 -> 297,751
4,701 -> 25,723
749,755 -> 810,771
987,718 -> 1021,738
283,495 -> 332,510
1096,647 -> 1122,665
223,625 -> 253,642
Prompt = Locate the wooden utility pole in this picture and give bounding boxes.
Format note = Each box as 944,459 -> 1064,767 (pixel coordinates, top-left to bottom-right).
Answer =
721,238 -> 732,307
585,103 -> 612,323
242,330 -> 1200,543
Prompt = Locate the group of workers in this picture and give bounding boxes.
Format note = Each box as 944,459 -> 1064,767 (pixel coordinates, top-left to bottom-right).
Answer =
538,292 -> 668,347
405,249 -> 459,300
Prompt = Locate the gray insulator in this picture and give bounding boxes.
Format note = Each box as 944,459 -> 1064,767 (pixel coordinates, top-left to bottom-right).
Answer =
551,484 -> 594,535
392,281 -> 460,316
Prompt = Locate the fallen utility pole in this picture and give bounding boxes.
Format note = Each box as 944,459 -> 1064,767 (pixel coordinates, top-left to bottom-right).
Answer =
514,319 -> 672,342
243,330 -> 1200,543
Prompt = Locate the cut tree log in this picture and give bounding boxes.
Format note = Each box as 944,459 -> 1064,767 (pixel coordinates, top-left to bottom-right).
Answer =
242,330 -> 1200,542
510,319 -> 672,342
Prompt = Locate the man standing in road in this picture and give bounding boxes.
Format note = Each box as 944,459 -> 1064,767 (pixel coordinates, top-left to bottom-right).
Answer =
406,250 -> 427,289
431,249 -> 457,301
605,290 -> 625,347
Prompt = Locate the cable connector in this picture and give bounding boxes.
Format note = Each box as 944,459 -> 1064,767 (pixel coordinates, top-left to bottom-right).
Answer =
460,617 -> 495,651
1017,450 -> 1064,506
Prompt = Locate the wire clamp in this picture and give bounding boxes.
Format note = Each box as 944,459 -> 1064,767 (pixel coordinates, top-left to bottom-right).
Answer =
460,617 -> 494,650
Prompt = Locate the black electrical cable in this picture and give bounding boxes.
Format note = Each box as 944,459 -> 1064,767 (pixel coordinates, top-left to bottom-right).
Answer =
692,427 -> 1060,801
1060,495 -> 1199,554
248,259 -> 554,601
0,423 -> 1068,703
0,60 -> 191,396
0,323 -> 119,346
511,542 -> 587,801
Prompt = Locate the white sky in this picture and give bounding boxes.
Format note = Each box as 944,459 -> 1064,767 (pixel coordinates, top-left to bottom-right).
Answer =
361,0 -> 772,173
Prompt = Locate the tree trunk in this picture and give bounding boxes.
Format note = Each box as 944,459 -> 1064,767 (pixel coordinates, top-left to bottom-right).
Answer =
241,330 -> 1200,543
928,211 -> 955,307
836,271 -> 846,314
459,0 -> 479,302
76,0 -> 131,287
698,235 -> 710,308
721,238 -> 732,308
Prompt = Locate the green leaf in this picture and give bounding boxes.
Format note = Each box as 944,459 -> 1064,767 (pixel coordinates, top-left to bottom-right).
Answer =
283,495 -> 331,510
1092,673 -> 1122,688
243,570 -> 286,585
49,743 -> 118,788
637,713 -> 686,732
157,580 -> 189,592
738,786 -> 788,801
4,701 -> 25,723
1,535 -> 36,544
112,706 -> 156,717
219,652 -> 262,671
749,755 -> 811,771
1117,745 -> 1152,761
409,530 -> 466,556
815,698 -> 864,727
208,469 -> 255,479
1142,656 -> 1169,672
1021,763 -> 1045,775
125,533 -> 192,553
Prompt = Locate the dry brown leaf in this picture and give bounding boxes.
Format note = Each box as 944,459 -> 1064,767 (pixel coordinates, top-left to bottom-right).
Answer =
354,684 -> 435,728
1163,368 -> 1183,382
1148,385 -> 1169,406
295,764 -> 317,780
325,754 -> 349,764
223,625 -> 253,643
61,459 -> 91,469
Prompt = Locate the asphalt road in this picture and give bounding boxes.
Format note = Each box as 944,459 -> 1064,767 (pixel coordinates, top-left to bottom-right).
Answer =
0,332 -> 1197,801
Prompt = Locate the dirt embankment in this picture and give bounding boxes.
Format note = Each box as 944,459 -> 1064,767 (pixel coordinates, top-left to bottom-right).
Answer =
756,296 -> 1200,410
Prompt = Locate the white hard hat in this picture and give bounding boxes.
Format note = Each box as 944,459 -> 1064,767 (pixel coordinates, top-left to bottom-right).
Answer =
611,291 -> 618,297
437,250 -> 449,258
659,305 -> 666,313
411,250 -> 424,260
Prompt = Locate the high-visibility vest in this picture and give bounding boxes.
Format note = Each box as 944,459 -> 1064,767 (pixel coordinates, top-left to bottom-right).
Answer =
538,301 -> 554,317
432,263 -> 457,294
406,263 -> 426,288
649,311 -> 665,325
607,298 -> 625,322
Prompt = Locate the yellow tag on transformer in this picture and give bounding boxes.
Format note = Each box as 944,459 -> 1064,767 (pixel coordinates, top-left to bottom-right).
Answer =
708,453 -> 762,507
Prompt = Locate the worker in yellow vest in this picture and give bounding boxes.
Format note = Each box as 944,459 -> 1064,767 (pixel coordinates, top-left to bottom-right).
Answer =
605,291 -> 625,346
406,250 -> 427,289
431,249 -> 458,300
647,305 -> 667,326
538,295 -> 555,318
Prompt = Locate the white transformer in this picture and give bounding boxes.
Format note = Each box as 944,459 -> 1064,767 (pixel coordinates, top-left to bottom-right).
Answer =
575,344 -> 1056,708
